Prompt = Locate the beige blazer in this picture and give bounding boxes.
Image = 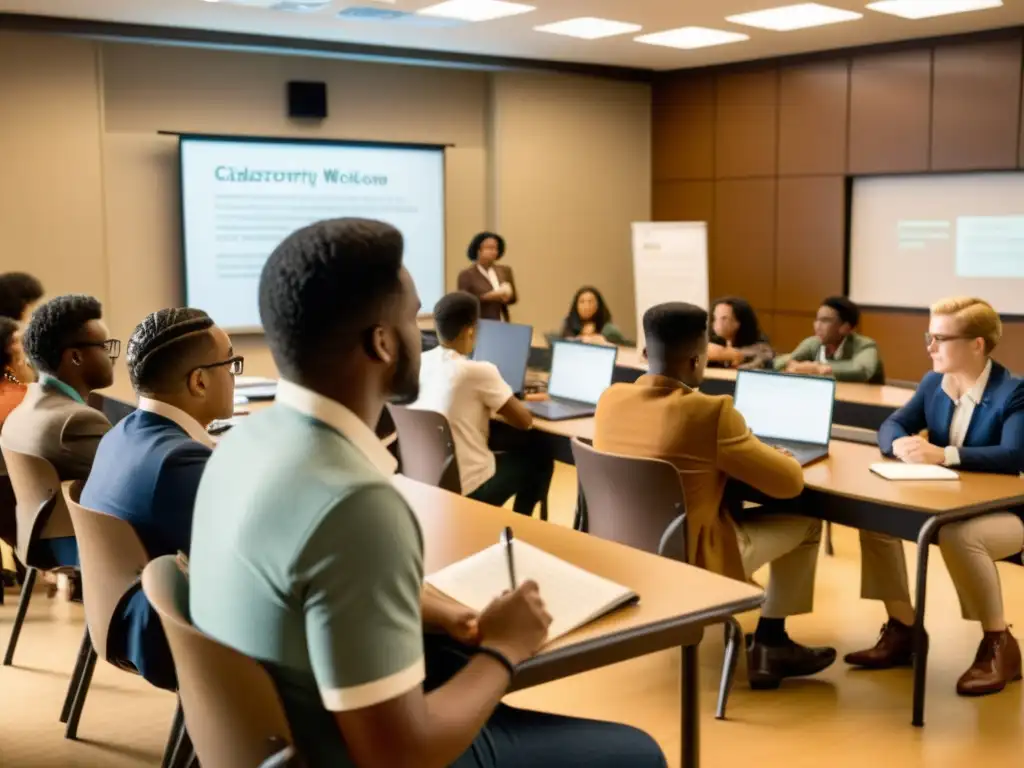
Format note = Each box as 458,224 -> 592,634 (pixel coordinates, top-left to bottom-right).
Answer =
0,382 -> 110,541
457,263 -> 517,322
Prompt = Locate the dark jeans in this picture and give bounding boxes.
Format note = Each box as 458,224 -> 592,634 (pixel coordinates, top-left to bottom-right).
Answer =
469,451 -> 554,516
30,536 -> 79,569
424,636 -> 666,768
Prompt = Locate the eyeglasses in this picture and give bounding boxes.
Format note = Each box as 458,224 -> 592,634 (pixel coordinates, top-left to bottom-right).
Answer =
70,339 -> 121,360
924,333 -> 972,347
194,356 -> 244,376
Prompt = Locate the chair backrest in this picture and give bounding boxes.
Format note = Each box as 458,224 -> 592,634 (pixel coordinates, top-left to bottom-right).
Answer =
571,438 -> 689,562
87,391 -> 136,426
63,481 -> 150,661
388,405 -> 461,494
0,446 -> 62,564
142,556 -> 295,768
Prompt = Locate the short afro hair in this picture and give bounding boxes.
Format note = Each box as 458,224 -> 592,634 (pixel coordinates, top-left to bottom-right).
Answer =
434,292 -> 480,343
0,317 -> 20,374
259,218 -> 405,378
22,294 -> 103,375
127,308 -> 216,393
466,232 -> 506,262
821,296 -> 860,328
0,272 -> 44,321
644,302 -> 708,352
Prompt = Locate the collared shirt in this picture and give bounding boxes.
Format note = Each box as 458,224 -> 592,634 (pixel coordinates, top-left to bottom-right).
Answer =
477,263 -> 501,291
39,374 -> 85,405
817,337 -> 847,364
941,359 -> 993,467
138,397 -> 215,449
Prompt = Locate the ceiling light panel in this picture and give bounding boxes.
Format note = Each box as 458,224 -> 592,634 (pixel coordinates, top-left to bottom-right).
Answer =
534,17 -> 642,40
866,0 -> 1002,19
727,3 -> 862,31
634,27 -> 750,50
417,0 -> 535,22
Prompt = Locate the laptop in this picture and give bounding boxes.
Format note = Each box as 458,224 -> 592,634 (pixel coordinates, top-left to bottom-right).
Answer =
472,319 -> 532,394
526,341 -> 618,421
732,369 -> 837,466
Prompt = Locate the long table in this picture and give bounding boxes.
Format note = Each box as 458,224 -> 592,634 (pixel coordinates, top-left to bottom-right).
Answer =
395,475 -> 764,768
524,418 -> 1024,728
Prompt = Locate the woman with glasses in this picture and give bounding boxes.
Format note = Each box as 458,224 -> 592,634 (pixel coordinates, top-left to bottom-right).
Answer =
847,297 -> 1024,697
0,294 -> 118,569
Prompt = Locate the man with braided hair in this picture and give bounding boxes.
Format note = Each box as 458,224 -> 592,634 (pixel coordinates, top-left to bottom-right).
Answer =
81,307 -> 239,689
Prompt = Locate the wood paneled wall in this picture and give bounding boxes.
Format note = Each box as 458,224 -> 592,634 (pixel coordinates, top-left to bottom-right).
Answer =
652,32 -> 1024,381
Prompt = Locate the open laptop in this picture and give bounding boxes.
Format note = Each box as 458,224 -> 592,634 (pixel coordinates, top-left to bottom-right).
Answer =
732,370 -> 837,466
526,340 -> 618,421
472,319 -> 532,395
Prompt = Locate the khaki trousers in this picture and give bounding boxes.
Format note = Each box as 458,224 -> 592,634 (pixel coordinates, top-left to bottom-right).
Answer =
734,511 -> 822,619
860,514 -> 1024,628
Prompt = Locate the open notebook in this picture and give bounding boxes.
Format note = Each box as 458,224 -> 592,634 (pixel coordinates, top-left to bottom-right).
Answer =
870,462 -> 960,481
426,540 -> 639,644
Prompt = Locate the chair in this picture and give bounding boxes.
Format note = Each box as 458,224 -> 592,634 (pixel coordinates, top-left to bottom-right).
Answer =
388,405 -> 462,494
570,438 -> 743,720
87,391 -> 136,426
142,556 -> 300,768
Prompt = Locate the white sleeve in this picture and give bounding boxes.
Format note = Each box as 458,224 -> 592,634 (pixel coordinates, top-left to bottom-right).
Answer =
469,362 -> 515,414
943,446 -> 961,467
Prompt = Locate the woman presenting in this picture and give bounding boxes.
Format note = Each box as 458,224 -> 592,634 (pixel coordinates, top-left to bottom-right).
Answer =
457,232 -> 516,322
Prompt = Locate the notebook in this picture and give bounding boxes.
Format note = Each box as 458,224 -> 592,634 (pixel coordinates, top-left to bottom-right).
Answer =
870,462 -> 960,481
426,540 -> 639,644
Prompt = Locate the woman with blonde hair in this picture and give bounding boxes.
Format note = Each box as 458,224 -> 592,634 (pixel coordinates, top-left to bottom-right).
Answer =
846,297 -> 1024,697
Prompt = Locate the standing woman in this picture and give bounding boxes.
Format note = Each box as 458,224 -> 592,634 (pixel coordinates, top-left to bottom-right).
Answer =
559,286 -> 627,346
457,232 -> 516,322
708,296 -> 774,369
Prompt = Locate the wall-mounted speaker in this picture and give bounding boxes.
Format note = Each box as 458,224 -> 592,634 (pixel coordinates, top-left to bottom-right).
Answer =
287,81 -> 328,119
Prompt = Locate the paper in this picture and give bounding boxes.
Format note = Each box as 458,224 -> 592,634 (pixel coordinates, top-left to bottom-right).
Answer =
870,462 -> 959,481
426,540 -> 637,644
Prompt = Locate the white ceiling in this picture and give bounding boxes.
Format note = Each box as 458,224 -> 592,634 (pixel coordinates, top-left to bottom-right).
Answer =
2,0 -> 1022,71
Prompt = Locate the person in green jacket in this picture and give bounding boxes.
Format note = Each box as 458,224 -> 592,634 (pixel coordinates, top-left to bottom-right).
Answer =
558,286 -> 628,346
774,296 -> 884,383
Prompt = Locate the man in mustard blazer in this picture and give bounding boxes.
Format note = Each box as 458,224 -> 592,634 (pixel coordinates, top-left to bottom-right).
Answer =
774,296 -> 884,383
594,302 -> 836,690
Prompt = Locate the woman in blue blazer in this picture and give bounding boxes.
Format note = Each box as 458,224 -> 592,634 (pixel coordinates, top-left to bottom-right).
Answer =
846,297 -> 1024,697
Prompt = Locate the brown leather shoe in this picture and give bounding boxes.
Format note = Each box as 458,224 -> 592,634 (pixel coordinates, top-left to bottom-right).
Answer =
844,618 -> 925,669
747,638 -> 837,690
956,630 -> 1023,697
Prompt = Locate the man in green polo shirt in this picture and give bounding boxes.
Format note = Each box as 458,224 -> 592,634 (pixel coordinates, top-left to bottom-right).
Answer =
188,218 -> 666,768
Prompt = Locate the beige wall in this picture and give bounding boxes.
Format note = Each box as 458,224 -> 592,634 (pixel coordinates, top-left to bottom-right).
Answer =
0,31 -> 650,399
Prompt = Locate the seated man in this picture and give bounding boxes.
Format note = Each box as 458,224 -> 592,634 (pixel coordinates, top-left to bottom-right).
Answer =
847,297 -> 1024,697
189,218 -> 666,768
81,307 -> 238,690
0,294 -> 116,568
412,291 -> 552,516
594,302 -> 836,689
774,296 -> 883,383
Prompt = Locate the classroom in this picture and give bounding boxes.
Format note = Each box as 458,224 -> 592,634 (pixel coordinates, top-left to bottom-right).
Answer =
0,1 -> 1023,767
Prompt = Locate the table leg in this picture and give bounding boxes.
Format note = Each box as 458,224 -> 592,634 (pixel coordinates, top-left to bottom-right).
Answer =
682,644 -> 699,768
912,517 -> 939,728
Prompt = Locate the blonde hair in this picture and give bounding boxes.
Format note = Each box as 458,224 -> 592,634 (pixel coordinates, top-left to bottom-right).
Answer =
930,297 -> 1002,353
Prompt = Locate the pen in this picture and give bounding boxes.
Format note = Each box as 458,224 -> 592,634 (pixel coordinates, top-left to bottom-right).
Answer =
501,526 -> 517,590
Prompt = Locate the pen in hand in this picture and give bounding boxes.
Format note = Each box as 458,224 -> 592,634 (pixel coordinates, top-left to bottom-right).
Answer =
501,526 -> 517,590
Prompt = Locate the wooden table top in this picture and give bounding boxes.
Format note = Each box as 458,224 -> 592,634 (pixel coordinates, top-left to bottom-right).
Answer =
393,476 -> 763,660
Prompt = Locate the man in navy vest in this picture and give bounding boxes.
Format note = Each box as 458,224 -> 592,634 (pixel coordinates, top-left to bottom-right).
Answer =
81,307 -> 240,689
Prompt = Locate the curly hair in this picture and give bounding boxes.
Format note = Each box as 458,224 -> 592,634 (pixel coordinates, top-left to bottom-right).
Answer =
710,296 -> 763,348
466,232 -> 505,262
127,307 -> 215,393
259,218 -> 405,378
22,294 -> 103,375
822,296 -> 860,329
0,317 -> 19,374
562,286 -> 613,338
434,292 -> 480,343
0,272 -> 44,321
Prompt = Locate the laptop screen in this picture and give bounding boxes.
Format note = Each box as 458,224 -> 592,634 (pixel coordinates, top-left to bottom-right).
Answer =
472,319 -> 532,393
548,341 -> 618,405
733,370 -> 836,446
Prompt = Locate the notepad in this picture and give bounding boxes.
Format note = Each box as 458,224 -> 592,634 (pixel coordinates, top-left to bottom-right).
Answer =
870,462 -> 959,481
426,540 -> 639,644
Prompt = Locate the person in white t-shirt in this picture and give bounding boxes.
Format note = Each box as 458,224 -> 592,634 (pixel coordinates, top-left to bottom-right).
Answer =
412,292 -> 553,516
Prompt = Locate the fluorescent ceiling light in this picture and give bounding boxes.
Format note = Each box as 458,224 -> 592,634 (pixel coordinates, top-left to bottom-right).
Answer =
726,3 -> 862,30
635,26 -> 749,50
866,0 -> 1002,19
417,0 -> 535,22
535,17 -> 642,40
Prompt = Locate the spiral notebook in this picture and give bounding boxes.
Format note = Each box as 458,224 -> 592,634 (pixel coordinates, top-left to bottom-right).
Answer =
426,540 -> 639,644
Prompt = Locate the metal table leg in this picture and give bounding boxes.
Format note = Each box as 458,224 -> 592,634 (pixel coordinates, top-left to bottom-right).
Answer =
682,644 -> 700,768
912,517 -> 940,727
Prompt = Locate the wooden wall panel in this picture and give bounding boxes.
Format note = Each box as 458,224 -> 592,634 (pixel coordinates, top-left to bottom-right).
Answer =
848,50 -> 932,174
998,322 -> 1024,374
775,177 -> 845,313
715,69 -> 778,179
652,180 -> 713,223
652,75 -> 715,180
772,311 -> 814,353
778,60 -> 849,176
712,179 -> 776,308
859,310 -> 931,382
931,38 -> 1022,171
